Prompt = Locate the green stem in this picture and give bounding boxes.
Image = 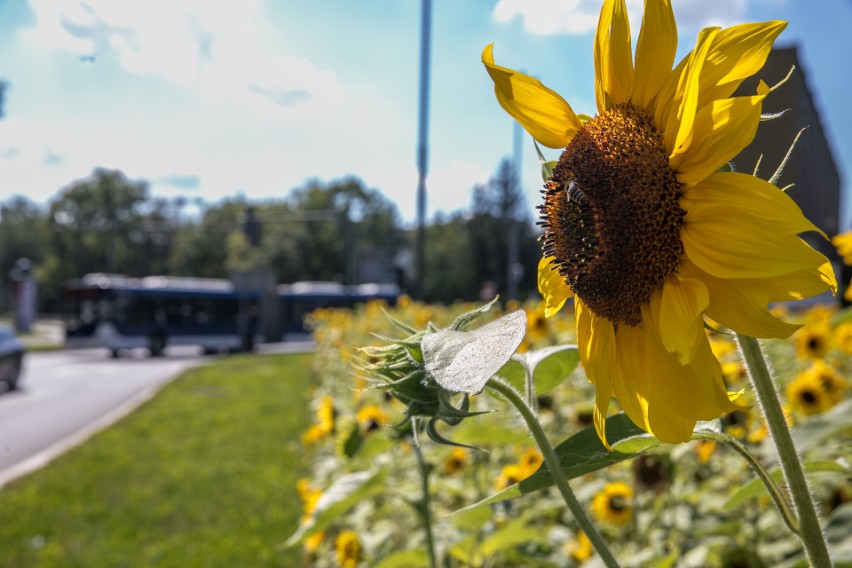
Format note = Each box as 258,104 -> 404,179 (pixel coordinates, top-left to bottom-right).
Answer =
486,378 -> 620,568
694,431 -> 799,535
411,418 -> 439,568
736,334 -> 832,567
524,366 -> 537,412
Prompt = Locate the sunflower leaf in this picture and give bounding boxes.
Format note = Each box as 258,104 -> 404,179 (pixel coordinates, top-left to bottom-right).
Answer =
283,470 -> 387,547
504,345 -> 581,395
422,310 -> 526,395
723,460 -> 849,510
452,414 -> 649,519
790,398 -> 852,455
452,415 -> 725,520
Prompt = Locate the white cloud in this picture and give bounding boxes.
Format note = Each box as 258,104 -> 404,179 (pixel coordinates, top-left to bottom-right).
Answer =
493,0 -> 752,36
21,0 -> 343,119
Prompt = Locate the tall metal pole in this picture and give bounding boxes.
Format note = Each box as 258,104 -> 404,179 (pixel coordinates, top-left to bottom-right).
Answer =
414,0 -> 432,300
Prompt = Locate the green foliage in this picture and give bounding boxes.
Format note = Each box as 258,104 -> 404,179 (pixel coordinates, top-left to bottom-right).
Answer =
0,353 -> 313,568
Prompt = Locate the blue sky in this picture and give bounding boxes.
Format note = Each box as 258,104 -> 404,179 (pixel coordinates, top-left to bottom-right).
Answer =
0,0 -> 850,228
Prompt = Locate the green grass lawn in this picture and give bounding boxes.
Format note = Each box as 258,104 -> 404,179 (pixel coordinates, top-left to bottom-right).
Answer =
0,353 -> 313,567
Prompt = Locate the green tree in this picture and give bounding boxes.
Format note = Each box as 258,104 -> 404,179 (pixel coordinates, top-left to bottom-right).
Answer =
421,212 -> 476,302
465,158 -> 540,300
0,196 -> 46,313
40,168 -> 150,309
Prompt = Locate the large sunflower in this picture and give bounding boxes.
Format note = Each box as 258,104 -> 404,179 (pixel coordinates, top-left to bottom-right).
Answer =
483,0 -> 836,445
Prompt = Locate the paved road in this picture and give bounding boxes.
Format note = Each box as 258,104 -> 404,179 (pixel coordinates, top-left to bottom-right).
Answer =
0,347 -> 205,485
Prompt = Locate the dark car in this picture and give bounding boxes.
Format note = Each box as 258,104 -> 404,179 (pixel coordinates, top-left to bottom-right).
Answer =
0,325 -> 25,390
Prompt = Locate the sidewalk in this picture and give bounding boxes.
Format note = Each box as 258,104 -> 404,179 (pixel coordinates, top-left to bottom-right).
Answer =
0,317 -> 64,351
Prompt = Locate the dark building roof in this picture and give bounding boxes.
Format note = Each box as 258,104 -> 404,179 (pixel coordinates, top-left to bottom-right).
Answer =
734,45 -> 845,301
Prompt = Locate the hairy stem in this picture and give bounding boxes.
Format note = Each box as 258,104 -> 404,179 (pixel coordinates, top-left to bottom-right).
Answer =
486,378 -> 620,568
736,334 -> 832,567
412,418 -> 439,568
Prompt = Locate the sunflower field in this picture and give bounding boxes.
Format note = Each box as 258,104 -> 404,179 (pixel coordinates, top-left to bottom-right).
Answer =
284,0 -> 852,565
285,295 -> 851,567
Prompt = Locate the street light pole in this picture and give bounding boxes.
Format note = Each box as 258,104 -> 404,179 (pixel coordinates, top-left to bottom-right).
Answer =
414,0 -> 432,300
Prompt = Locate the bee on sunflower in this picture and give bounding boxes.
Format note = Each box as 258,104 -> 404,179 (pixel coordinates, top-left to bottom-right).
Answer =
483,0 -> 836,446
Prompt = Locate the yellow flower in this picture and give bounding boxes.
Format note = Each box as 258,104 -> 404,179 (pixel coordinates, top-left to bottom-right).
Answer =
803,304 -> 836,326
794,325 -> 831,360
517,448 -> 544,478
592,481 -> 634,526
805,360 -> 847,406
786,371 -> 831,416
304,531 -> 325,554
335,530 -> 363,568
567,531 -> 594,564
443,447 -> 469,474
495,464 -> 524,490
525,302 -> 550,345
721,361 -> 747,385
832,231 -> 852,264
296,479 -> 323,516
695,439 -> 717,464
355,404 -> 389,434
482,0 -> 835,445
317,395 -> 336,434
301,424 -> 329,447
834,323 -> 852,355
709,336 -> 737,361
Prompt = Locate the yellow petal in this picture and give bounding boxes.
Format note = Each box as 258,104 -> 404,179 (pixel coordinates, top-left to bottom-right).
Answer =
646,274 -> 709,364
682,202 -> 830,279
680,259 -> 801,338
664,27 -> 719,158
767,261 -> 837,301
632,0 -> 677,108
696,21 -> 787,106
576,300 -> 616,448
691,337 -> 749,413
672,82 -> 769,185
682,172 -> 826,238
594,0 -> 634,111
538,256 -> 573,317
611,324 -> 652,434
655,21 -> 785,125
482,44 -> 583,149
642,319 -> 723,420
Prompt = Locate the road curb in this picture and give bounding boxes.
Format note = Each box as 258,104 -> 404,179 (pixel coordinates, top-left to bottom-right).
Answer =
0,378 -> 174,489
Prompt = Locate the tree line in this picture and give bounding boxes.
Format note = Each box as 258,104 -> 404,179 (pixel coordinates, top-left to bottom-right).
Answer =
1,159 -> 543,314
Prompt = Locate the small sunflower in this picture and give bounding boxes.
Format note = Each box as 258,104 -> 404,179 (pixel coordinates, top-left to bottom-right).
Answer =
317,395 -> 336,434
721,360 -> 748,385
335,530 -> 363,568
805,360 -> 847,406
443,447 -> 469,475
695,439 -> 717,464
832,231 -> 852,264
483,0 -> 836,445
833,323 -> 852,355
592,481 -> 634,526
794,325 -> 831,360
525,302 -> 550,345
517,448 -> 544,478
301,424 -> 329,447
495,464 -> 524,490
786,372 -> 831,416
567,531 -> 594,564
355,404 -> 389,434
